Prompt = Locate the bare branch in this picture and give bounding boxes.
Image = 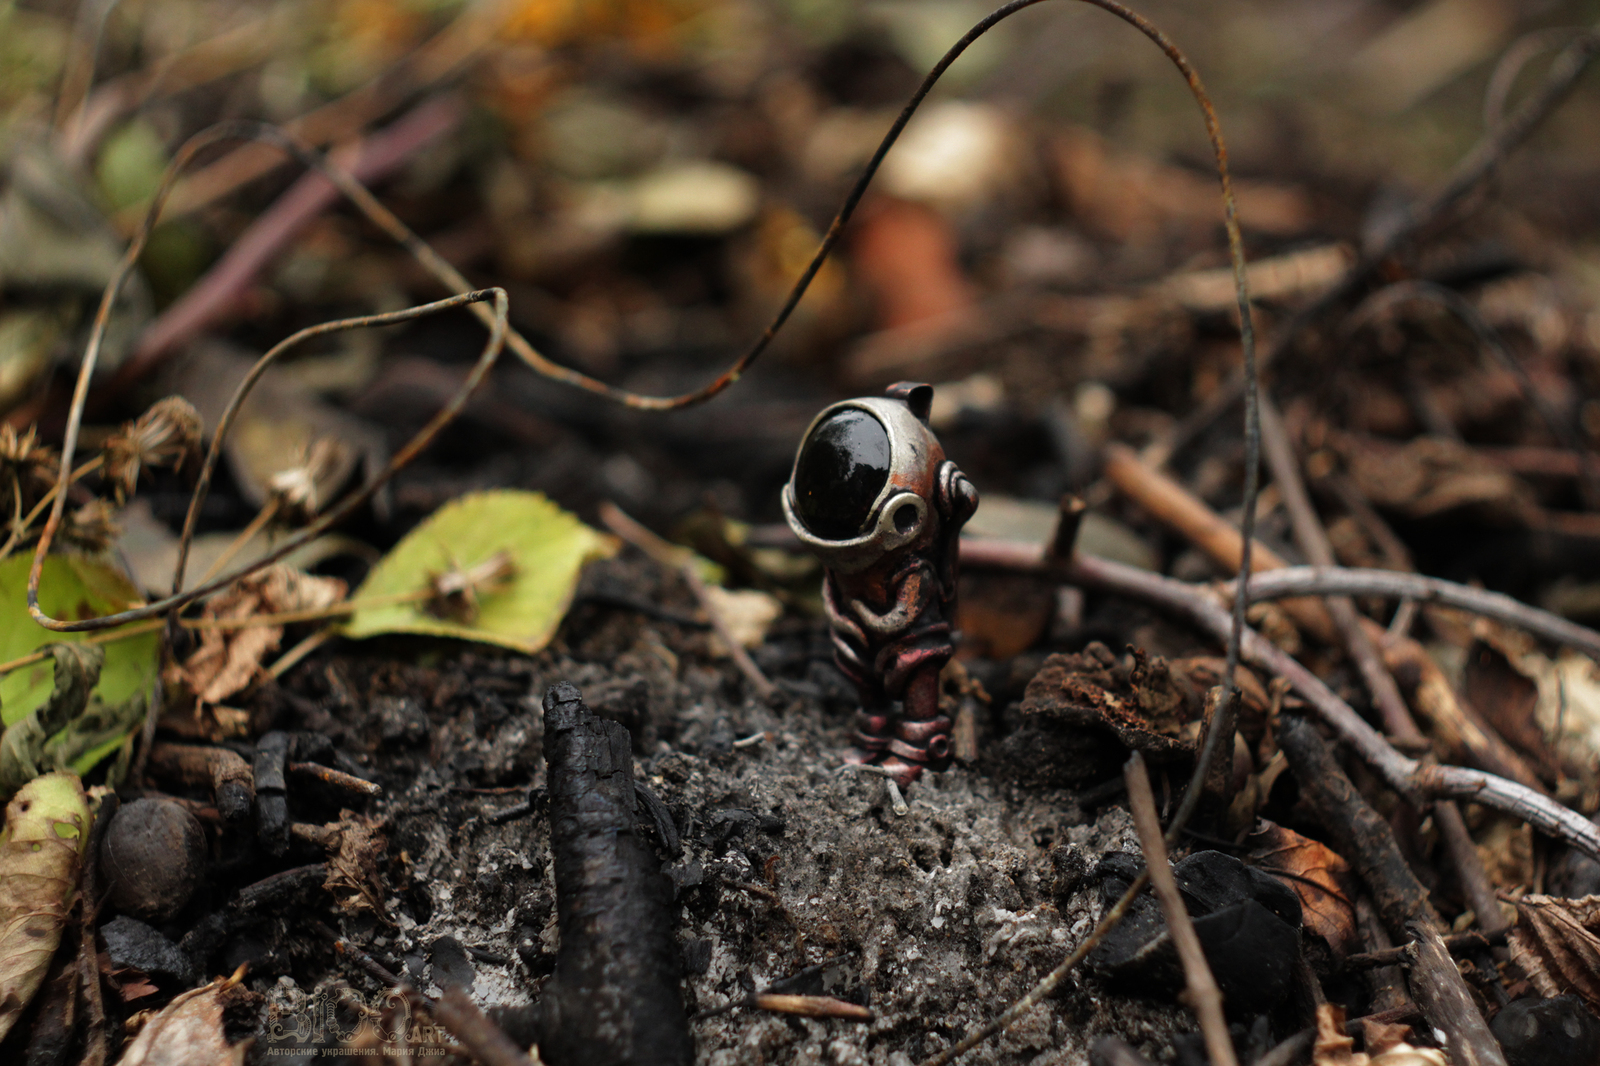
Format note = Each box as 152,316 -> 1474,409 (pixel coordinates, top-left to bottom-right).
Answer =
1225,567 -> 1600,659
1069,553 -> 1600,862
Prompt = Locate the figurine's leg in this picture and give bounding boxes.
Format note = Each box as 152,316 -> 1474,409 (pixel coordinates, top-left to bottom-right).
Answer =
846,696 -> 894,765
832,639 -> 891,764
878,665 -> 951,787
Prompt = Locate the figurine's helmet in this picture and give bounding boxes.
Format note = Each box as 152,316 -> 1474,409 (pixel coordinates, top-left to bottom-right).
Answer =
782,384 -> 944,574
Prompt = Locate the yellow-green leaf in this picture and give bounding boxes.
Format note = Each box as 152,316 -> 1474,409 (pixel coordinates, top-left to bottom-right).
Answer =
0,771 -> 89,1044
341,491 -> 617,654
0,554 -> 159,730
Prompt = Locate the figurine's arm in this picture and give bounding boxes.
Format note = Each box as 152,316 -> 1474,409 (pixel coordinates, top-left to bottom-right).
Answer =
849,559 -> 935,637
821,572 -> 868,647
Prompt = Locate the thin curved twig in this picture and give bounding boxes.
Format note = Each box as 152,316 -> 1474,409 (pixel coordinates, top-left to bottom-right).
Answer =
1125,752 -> 1238,1066
1069,552 -> 1600,862
169,4 -> 1262,418
1225,566 -> 1600,659
29,288 -> 509,632
917,3 -> 1258,1060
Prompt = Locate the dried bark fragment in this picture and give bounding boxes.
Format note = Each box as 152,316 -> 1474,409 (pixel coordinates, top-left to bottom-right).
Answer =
1019,642 -> 1202,759
536,682 -> 691,1066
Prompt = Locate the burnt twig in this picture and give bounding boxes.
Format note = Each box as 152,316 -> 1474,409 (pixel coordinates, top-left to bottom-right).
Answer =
145,742 -> 254,824
1406,921 -> 1509,1066
538,683 -> 691,1066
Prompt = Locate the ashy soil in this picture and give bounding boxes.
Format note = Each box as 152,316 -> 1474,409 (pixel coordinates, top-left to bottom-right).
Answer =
249,553 -> 1188,1066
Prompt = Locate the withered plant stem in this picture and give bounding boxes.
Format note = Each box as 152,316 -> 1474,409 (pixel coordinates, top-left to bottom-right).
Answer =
31,282 -> 508,632
196,498 -> 279,587
919,0 -> 1260,1055
0,455 -> 103,562
1125,752 -> 1239,1066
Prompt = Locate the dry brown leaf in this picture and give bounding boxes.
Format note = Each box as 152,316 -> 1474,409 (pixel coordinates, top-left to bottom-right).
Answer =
320,811 -> 389,919
118,967 -> 251,1066
171,564 -> 346,705
1315,1003 -> 1359,1066
956,571 -> 1056,659
1509,894 -> 1600,1010
1470,618 -> 1600,778
1313,1002 -> 1446,1065
1246,819 -> 1362,960
849,196 -> 974,333
1359,1016 -> 1413,1056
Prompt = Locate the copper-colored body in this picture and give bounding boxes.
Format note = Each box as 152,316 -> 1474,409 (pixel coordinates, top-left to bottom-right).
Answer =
783,383 -> 978,786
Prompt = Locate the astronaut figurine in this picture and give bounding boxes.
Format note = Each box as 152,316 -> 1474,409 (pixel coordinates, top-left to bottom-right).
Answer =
782,382 -> 979,787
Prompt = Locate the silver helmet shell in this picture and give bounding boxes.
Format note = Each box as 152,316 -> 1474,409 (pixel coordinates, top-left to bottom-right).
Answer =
782,395 -> 944,574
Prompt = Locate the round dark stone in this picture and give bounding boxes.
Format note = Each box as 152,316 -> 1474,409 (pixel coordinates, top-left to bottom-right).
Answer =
792,408 -> 890,540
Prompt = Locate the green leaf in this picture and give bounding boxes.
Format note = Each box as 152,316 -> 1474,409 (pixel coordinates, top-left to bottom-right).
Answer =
341,490 -> 617,654
0,554 -> 159,734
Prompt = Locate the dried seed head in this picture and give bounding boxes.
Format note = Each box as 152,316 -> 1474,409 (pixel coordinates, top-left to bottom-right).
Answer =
102,397 -> 204,503
425,550 -> 517,623
61,498 -> 120,553
266,437 -> 349,521
0,424 -> 61,502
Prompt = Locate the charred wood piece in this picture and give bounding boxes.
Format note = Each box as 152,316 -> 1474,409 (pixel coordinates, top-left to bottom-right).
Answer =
146,742 -> 254,824
536,682 -> 691,1066
254,731 -> 290,856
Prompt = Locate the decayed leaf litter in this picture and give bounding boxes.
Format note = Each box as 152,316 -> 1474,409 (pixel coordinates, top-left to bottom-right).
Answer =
0,0 -> 1599,1063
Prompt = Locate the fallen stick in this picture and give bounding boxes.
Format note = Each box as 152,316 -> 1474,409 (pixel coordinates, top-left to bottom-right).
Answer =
1258,396 -> 1511,938
538,683 -> 692,1066
1278,716 -> 1508,1066
1343,930 -> 1500,972
1103,442 -> 1337,644
1067,552 -> 1600,861
1098,445 -> 1547,790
